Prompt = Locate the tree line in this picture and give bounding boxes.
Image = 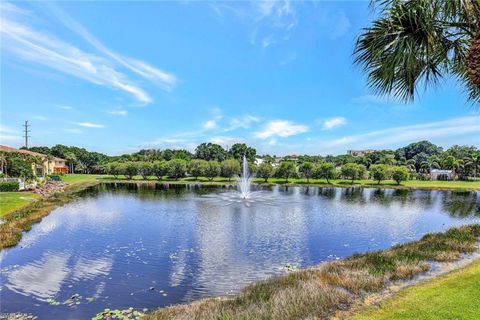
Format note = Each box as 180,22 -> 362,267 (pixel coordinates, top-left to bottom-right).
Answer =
6,140 -> 478,182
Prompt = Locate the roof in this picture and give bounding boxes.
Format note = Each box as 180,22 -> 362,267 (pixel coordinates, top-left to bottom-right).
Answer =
431,169 -> 453,174
0,145 -> 66,162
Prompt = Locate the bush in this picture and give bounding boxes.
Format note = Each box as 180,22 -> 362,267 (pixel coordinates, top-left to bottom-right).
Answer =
204,161 -> 221,181
188,159 -> 207,180
257,162 -> 273,182
370,164 -> 390,184
0,181 -> 19,192
221,159 -> 241,181
392,166 -> 410,185
167,159 -> 187,180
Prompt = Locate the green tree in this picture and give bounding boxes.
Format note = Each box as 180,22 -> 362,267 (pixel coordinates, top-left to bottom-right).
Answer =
317,162 -> 336,183
370,164 -> 390,184
354,0 -> 480,103
124,162 -> 138,180
152,160 -> 167,180
221,159 -> 241,181
341,163 -> 360,183
188,159 -> 207,180
298,162 -> 315,182
392,166 -> 410,185
228,143 -> 257,162
194,143 -> 228,162
107,162 -> 122,179
256,162 -> 273,182
167,159 -> 187,180
276,161 -> 296,183
204,161 -> 221,181
138,161 -> 152,180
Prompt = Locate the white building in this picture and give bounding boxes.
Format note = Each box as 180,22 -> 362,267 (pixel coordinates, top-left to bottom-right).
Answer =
430,169 -> 454,181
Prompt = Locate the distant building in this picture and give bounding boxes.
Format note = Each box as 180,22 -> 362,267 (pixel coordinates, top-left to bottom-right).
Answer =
0,145 -> 69,175
430,169 -> 454,181
347,149 -> 376,157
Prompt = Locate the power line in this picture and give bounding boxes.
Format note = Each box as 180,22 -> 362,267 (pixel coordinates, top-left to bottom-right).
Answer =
23,120 -> 30,149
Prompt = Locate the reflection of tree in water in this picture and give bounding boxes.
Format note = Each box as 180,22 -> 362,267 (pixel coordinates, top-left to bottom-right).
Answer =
340,187 -> 366,204
370,189 -> 410,206
442,191 -> 480,218
317,187 -> 336,200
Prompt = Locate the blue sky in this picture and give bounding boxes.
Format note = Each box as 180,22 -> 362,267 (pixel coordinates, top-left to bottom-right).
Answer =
1,1 -> 479,156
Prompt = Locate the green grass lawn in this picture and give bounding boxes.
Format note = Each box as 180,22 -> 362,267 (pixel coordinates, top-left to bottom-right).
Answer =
0,192 -> 40,217
60,173 -> 104,184
353,259 -> 480,320
89,174 -> 480,190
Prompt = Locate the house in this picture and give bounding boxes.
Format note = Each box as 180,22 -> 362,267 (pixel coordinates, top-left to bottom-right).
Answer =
430,169 -> 454,181
347,149 -> 376,157
0,145 -> 69,175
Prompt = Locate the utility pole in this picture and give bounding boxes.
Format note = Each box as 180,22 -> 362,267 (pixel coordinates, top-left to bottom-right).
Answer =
23,121 -> 30,149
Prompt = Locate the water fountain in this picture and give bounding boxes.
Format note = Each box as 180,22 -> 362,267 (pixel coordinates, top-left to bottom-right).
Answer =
238,155 -> 252,199
202,154 -> 279,207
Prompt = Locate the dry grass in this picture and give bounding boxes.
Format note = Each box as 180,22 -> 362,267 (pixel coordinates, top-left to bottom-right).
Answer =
146,225 -> 480,320
0,181 -> 98,249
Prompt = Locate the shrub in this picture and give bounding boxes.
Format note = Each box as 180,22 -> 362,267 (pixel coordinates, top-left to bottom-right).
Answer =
152,160 -> 168,180
370,164 -> 390,184
0,181 -> 19,192
138,161 -> 153,180
221,159 -> 241,181
340,163 -> 360,183
316,162 -> 337,183
392,166 -> 410,185
124,162 -> 138,180
188,159 -> 207,180
257,162 -> 273,182
167,159 -> 187,180
204,161 -> 221,181
275,161 -> 297,183
298,162 -> 315,182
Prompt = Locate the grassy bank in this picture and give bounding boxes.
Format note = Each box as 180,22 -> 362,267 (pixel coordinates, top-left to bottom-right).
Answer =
0,192 -> 40,218
353,259 -> 480,320
0,181 -> 98,249
145,225 -> 480,320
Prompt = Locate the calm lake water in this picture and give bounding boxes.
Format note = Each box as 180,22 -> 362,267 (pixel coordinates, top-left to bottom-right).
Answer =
1,183 -> 479,319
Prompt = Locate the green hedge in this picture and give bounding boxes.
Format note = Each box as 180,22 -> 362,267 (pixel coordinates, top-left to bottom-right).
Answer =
0,181 -> 20,192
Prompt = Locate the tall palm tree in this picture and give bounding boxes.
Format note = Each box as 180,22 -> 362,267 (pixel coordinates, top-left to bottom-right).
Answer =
354,0 -> 480,103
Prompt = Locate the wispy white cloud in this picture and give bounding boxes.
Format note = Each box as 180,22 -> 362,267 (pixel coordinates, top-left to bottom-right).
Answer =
227,114 -> 260,131
64,128 -> 83,134
0,2 -> 177,105
34,115 -> 48,121
74,122 -> 104,128
210,0 -> 297,48
58,105 -> 73,110
106,110 -> 128,116
203,119 -> 218,130
210,136 -> 244,147
46,3 -> 178,91
0,124 -> 22,143
321,117 -> 347,130
255,120 -> 308,139
316,116 -> 480,154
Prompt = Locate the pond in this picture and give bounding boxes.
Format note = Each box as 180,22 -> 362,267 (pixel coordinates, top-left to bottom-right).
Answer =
1,183 -> 479,319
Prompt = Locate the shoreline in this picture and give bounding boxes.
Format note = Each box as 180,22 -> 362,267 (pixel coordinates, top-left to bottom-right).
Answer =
145,225 -> 480,320
99,177 -> 480,192
0,181 -> 99,249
